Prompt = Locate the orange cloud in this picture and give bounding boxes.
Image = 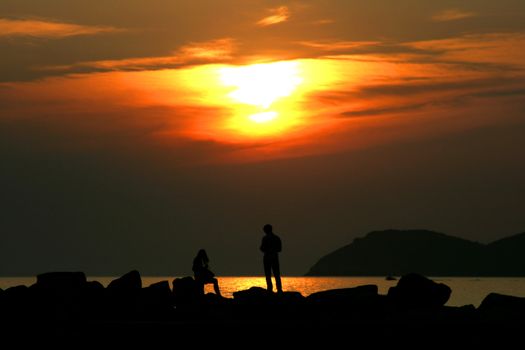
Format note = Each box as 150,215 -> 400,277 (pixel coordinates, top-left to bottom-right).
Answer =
0,18 -> 121,38
431,9 -> 477,22
256,6 -> 290,27
41,38 -> 236,72
312,19 -> 335,25
4,31 -> 525,163
178,38 -> 235,60
298,40 -> 380,51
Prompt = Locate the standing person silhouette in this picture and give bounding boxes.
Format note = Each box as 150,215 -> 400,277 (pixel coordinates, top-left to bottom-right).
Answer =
260,224 -> 283,293
192,249 -> 222,297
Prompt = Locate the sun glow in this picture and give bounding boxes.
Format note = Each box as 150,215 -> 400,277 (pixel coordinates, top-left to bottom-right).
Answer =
249,111 -> 278,123
217,61 -> 305,136
219,61 -> 303,109
163,58 -> 342,143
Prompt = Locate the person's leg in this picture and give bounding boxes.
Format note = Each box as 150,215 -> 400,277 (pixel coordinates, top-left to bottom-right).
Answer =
263,255 -> 273,292
196,279 -> 205,295
212,278 -> 221,296
272,258 -> 282,293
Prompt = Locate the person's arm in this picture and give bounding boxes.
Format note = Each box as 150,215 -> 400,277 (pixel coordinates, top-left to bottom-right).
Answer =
260,237 -> 267,252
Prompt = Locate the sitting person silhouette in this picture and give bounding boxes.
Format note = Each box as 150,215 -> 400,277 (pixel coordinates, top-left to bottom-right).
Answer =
192,249 -> 222,297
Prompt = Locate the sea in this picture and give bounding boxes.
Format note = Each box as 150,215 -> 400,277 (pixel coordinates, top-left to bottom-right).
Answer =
2,276 -> 525,307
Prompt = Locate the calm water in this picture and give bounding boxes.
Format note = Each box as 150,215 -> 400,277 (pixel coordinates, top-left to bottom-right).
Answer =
2,276 -> 525,307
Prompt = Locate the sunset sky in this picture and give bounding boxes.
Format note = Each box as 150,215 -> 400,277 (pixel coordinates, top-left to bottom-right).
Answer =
2,0 -> 525,276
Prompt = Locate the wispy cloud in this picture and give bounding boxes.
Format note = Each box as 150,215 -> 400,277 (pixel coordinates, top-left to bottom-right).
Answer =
41,38 -> 236,72
178,38 -> 235,60
299,40 -> 380,51
408,33 -> 525,68
312,19 -> 335,25
256,6 -> 290,27
431,9 -> 477,22
0,18 -> 121,39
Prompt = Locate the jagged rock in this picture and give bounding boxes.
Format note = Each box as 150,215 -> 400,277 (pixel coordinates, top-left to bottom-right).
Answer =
103,271 -> 143,319
387,273 -> 451,308
144,280 -> 172,305
137,280 -> 174,318
86,280 -> 104,291
107,270 -> 142,292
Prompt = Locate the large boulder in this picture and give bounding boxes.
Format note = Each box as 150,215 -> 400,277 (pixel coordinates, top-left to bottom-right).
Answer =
104,271 -> 143,320
138,281 -> 174,319
107,270 -> 142,292
232,287 -> 306,320
143,280 -> 173,306
34,272 -> 87,290
478,293 -> 525,321
232,286 -> 271,303
172,276 -> 200,306
2,285 -> 32,319
306,285 -> 385,320
387,273 -> 451,308
307,285 -> 378,303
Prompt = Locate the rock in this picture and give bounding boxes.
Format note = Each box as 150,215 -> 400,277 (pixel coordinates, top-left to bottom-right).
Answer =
103,271 -> 143,319
107,270 -> 142,292
2,285 -> 32,319
34,271 -> 87,289
172,276 -> 200,305
231,287 -> 306,320
138,281 -> 174,318
144,280 -> 172,305
479,292 -> 525,311
307,285 -> 378,302
4,285 -> 30,299
387,273 -> 451,308
306,285 -> 381,314
86,280 -> 105,291
232,286 -> 272,304
478,292 -> 525,321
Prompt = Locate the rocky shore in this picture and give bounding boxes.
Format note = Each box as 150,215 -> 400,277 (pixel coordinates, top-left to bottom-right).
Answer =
1,271 -> 524,345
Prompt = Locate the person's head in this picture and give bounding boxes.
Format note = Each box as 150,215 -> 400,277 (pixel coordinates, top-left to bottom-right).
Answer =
263,224 -> 273,234
197,249 -> 209,262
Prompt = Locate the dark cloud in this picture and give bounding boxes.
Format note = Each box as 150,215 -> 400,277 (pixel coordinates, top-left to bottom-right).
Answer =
357,77 -> 525,98
342,103 -> 429,118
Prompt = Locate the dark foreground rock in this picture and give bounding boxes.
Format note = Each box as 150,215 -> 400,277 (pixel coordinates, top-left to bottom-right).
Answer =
1,271 -> 524,345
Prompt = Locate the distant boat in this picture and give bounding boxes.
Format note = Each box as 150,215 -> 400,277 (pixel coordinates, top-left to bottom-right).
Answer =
385,275 -> 397,281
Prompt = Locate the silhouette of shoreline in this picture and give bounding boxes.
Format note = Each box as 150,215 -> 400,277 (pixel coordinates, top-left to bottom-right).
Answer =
1,270 -> 524,344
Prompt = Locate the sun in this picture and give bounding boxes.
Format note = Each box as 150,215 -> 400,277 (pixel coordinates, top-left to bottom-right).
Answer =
219,61 -> 303,109
218,61 -> 304,136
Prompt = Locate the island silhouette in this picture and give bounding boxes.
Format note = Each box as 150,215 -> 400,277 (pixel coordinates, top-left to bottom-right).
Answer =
306,229 -> 525,276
